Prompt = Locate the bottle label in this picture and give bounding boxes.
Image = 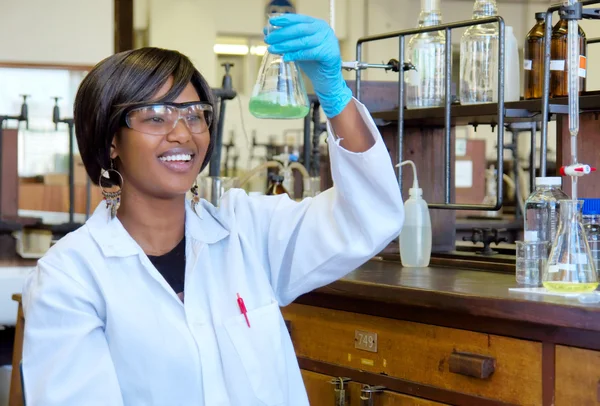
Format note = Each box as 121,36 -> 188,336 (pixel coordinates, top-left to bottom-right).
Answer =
576,253 -> 589,264
524,231 -> 538,241
579,55 -> 587,78
550,60 -> 565,71
406,69 -> 419,85
524,59 -> 533,71
557,263 -> 577,271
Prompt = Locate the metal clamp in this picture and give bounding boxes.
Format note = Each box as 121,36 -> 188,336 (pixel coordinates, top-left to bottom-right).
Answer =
329,377 -> 351,406
342,59 -> 411,73
360,385 -> 386,406
559,2 -> 584,20
559,2 -> 600,20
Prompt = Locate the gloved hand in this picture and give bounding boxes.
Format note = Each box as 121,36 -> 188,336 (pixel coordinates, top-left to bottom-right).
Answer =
264,13 -> 353,118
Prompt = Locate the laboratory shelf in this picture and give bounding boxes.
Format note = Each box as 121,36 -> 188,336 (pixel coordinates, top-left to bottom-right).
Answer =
371,91 -> 600,127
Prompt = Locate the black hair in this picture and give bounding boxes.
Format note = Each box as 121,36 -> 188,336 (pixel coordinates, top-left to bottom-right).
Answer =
74,47 -> 215,186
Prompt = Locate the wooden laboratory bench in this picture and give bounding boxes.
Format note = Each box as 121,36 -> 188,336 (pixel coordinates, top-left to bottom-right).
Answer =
283,259 -> 600,406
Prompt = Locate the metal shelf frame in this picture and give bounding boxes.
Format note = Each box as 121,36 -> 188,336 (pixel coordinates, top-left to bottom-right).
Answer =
354,16 -> 506,211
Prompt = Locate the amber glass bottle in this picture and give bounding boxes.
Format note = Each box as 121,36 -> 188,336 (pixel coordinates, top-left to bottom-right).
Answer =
524,13 -> 545,99
266,174 -> 289,196
550,19 -> 587,97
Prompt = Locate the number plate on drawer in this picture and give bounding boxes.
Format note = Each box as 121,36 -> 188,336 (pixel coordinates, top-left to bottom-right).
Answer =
354,330 -> 378,353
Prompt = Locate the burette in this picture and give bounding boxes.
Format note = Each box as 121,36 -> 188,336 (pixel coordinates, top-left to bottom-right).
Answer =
567,0 -> 580,200
559,0 -> 597,197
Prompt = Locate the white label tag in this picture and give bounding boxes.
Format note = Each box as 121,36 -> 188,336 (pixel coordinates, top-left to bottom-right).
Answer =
550,60 -> 566,71
548,265 -> 560,273
558,263 -> 577,271
455,139 -> 467,157
524,60 -> 533,71
579,55 -> 587,78
406,69 -> 419,85
576,253 -> 588,265
455,160 -> 473,188
524,231 -> 538,242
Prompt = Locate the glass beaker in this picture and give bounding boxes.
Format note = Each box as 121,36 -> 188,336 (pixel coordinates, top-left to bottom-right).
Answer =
249,14 -> 310,119
516,241 -> 549,287
543,199 -> 598,293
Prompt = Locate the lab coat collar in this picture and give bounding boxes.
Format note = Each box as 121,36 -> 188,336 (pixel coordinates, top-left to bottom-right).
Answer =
87,200 -> 229,258
184,199 -> 230,244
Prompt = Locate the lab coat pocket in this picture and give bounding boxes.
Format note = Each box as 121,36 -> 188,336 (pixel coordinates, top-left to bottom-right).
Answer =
224,301 -> 285,406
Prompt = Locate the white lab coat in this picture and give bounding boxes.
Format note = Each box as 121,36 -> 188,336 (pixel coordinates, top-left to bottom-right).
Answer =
22,100 -> 404,406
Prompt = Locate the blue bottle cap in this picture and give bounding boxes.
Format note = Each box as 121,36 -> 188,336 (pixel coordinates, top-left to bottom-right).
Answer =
582,198 -> 600,215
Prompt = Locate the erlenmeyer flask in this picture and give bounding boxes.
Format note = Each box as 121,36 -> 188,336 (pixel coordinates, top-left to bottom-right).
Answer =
249,15 -> 310,119
543,199 -> 599,293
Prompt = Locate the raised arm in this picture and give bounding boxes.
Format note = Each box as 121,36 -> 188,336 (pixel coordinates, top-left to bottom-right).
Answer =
243,13 -> 404,304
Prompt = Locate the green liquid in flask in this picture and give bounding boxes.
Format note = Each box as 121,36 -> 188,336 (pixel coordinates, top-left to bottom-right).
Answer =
249,97 -> 309,119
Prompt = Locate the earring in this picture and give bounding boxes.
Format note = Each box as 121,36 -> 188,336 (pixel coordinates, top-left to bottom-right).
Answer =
99,161 -> 123,220
190,180 -> 200,215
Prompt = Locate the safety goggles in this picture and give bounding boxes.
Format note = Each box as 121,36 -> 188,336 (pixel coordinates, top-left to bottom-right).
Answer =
123,102 -> 213,136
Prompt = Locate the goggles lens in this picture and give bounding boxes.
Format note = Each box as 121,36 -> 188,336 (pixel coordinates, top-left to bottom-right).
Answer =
125,102 -> 213,135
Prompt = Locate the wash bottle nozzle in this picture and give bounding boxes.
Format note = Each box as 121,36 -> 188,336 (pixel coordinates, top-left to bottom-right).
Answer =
396,160 -> 420,192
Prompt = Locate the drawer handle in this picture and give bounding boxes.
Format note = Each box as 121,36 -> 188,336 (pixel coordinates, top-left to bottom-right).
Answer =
449,352 -> 496,379
330,377 -> 351,406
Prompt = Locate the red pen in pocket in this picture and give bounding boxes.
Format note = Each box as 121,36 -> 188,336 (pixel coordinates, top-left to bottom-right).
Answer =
237,293 -> 250,328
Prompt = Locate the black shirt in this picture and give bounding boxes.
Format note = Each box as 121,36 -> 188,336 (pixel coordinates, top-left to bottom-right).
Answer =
148,236 -> 186,301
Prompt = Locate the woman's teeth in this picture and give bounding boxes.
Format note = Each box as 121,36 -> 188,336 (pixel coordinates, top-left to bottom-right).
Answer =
159,154 -> 192,162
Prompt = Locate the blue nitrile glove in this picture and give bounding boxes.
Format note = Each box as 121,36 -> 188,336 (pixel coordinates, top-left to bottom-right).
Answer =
264,13 -> 353,118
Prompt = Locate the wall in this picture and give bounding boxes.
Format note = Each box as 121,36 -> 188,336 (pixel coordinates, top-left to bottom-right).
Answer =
0,0 -> 114,65
1,0 -> 577,188
149,0 -> 218,87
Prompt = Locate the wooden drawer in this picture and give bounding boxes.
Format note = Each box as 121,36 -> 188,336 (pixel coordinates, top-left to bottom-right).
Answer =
347,382 -> 449,406
301,370 -> 448,406
556,345 -> 600,405
284,304 -> 542,405
301,370 -> 339,405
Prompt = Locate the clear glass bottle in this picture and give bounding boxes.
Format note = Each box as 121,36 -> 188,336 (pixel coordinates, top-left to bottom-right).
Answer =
459,0 -> 499,105
249,14 -> 310,119
582,198 -> 600,278
550,18 -> 587,98
405,0 -> 446,109
543,200 -> 598,293
524,13 -> 546,100
524,177 -> 570,243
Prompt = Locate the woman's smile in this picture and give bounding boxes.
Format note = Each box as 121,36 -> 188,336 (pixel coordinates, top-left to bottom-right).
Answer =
157,147 -> 196,173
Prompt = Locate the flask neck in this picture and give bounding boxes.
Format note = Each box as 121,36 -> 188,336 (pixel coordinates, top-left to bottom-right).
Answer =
418,0 -> 442,26
559,200 -> 583,222
472,0 -> 497,19
418,10 -> 443,27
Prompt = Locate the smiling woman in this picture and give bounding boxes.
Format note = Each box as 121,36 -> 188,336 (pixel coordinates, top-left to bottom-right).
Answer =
74,48 -> 215,197
21,14 -> 404,406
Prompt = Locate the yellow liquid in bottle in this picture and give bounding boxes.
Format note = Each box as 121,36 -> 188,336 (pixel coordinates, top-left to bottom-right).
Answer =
543,281 -> 599,293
